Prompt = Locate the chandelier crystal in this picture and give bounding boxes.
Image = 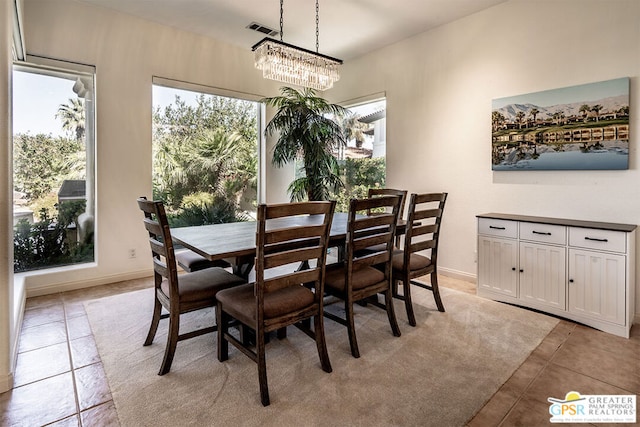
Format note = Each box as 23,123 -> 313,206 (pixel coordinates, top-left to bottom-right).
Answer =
252,0 -> 342,91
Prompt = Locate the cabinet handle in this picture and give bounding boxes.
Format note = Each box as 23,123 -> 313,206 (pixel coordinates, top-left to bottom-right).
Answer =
512,267 -> 516,271
532,231 -> 551,235
569,279 -> 574,283
585,237 -> 608,242
519,269 -> 524,273
489,226 -> 506,230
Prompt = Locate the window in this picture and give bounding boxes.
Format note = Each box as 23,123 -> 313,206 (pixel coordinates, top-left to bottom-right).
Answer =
12,60 -> 96,272
333,98 -> 387,212
152,78 -> 261,226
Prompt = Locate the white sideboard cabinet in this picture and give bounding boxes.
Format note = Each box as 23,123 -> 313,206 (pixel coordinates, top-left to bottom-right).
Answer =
477,213 -> 636,338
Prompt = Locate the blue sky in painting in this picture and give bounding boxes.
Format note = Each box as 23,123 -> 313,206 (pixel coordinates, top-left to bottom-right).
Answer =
492,77 -> 629,109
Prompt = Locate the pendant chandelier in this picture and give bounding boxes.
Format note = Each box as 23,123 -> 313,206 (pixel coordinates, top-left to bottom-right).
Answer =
252,0 -> 342,91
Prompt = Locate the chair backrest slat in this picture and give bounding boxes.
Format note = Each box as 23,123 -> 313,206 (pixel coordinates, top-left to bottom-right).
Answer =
413,208 -> 442,222
264,246 -> 324,270
411,223 -> 438,238
353,232 -> 389,251
355,251 -> 389,268
264,268 -> 322,293
266,201 -> 332,218
367,188 -> 407,219
153,257 -> 170,278
266,224 -> 326,244
411,240 -> 436,253
149,239 -> 168,258
353,213 -> 395,231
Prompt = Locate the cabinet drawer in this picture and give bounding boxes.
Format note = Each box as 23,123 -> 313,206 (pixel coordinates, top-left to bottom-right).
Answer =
478,218 -> 517,238
519,222 -> 566,245
569,227 -> 626,253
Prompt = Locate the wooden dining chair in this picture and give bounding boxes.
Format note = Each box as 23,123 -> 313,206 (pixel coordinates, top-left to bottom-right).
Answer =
216,201 -> 336,406
392,192 -> 448,326
137,197 -> 246,375
323,195 -> 402,358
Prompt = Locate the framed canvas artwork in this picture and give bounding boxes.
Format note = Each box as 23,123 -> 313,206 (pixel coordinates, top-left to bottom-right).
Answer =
492,78 -> 629,170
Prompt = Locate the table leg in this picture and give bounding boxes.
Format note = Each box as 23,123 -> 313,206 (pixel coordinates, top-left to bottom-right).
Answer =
231,255 -> 254,280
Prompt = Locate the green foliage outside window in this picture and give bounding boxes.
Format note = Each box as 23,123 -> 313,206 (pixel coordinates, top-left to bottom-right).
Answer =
13,133 -> 83,201
13,130 -> 92,272
332,157 -> 386,212
152,93 -> 258,226
14,201 -> 93,273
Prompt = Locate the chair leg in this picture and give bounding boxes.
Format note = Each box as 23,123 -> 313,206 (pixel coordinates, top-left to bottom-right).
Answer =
256,328 -> 270,406
402,276 -> 417,327
217,302 -> 229,362
384,287 -> 402,337
345,299 -> 360,358
392,279 -> 400,298
144,296 -> 162,346
313,314 -> 332,373
158,310 -> 180,375
276,327 -> 287,339
431,271 -> 445,312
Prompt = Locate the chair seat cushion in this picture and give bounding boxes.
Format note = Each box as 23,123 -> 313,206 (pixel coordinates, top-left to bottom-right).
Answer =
392,252 -> 432,273
324,263 -> 386,293
217,283 -> 315,324
175,250 -> 230,272
161,267 -> 246,303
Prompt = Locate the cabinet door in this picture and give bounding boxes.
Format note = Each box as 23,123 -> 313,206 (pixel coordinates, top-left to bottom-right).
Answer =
568,249 -> 626,325
478,236 -> 518,297
519,242 -> 566,310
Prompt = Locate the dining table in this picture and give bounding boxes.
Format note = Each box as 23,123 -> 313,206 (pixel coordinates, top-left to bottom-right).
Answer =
171,212 -> 407,279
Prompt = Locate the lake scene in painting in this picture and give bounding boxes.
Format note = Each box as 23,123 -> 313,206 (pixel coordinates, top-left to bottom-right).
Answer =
492,78 -> 629,170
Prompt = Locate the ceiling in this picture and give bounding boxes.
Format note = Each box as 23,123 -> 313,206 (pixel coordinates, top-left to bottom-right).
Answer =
76,0 -> 507,60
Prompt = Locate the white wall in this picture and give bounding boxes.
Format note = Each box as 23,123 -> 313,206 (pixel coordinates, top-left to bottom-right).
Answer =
15,0 -> 293,296
330,0 -> 640,308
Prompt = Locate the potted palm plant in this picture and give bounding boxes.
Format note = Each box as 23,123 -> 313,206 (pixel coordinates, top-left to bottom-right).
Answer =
263,87 -> 347,201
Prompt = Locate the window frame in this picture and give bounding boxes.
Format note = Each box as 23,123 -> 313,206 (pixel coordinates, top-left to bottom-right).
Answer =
12,56 -> 97,272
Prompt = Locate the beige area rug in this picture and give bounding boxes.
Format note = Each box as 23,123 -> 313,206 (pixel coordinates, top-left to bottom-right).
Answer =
85,285 -> 558,427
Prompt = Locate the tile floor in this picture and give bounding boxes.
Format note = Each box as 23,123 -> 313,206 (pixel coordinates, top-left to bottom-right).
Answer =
1,276 -> 638,426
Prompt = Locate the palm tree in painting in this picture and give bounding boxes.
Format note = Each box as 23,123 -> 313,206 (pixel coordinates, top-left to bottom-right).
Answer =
591,104 -> 602,122
516,111 -> 525,129
579,104 -> 591,122
528,108 -> 539,127
56,98 -> 85,141
492,111 -> 505,132
552,112 -> 565,126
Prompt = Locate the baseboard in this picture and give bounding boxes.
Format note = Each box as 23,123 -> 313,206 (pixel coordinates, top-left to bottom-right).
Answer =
25,269 -> 153,298
438,267 -> 476,284
0,373 -> 13,394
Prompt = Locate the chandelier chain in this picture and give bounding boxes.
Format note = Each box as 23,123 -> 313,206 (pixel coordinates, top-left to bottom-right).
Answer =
316,0 -> 320,53
279,0 -> 284,41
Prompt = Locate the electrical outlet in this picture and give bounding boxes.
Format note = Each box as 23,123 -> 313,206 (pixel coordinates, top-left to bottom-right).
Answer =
128,249 -> 136,259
